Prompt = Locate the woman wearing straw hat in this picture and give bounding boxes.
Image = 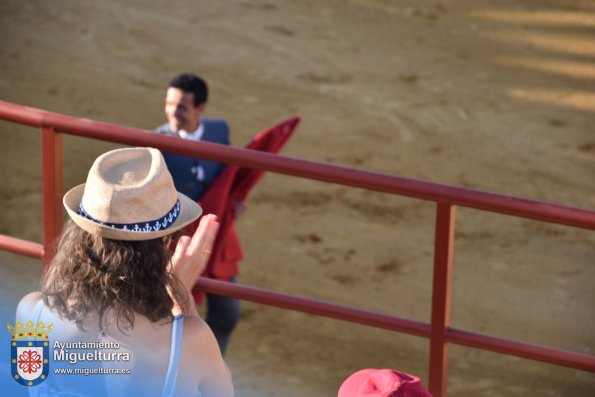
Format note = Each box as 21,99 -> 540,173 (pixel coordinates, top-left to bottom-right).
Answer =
15,147 -> 233,397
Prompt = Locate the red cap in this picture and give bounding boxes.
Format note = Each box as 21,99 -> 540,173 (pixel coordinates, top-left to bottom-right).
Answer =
338,369 -> 433,397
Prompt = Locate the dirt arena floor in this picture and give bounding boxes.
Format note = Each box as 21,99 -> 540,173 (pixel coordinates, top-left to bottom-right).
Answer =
1,0 -> 594,396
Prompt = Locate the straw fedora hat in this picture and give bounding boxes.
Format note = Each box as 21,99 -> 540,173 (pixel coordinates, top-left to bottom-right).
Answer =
64,147 -> 202,241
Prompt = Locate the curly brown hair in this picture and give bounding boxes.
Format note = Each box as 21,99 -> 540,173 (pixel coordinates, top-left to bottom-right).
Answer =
42,220 -> 188,331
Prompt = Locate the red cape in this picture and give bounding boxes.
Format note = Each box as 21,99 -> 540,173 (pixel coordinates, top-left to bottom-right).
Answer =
185,117 -> 300,302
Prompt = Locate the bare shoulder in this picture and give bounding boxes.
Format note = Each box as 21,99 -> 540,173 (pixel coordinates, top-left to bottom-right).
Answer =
16,291 -> 42,320
182,315 -> 217,349
181,315 -> 234,396
179,316 -> 219,381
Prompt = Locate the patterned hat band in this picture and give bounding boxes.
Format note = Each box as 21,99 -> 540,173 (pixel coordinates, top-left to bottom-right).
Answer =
76,199 -> 181,233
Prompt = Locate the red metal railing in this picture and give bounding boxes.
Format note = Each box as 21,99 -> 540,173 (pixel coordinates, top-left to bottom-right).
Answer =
1,100 -> 594,396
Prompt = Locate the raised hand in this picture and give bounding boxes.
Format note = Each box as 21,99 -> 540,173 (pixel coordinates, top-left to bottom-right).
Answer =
170,214 -> 219,313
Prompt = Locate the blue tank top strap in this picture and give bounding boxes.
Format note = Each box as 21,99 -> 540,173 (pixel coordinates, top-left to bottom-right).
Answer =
32,298 -> 45,326
161,314 -> 185,397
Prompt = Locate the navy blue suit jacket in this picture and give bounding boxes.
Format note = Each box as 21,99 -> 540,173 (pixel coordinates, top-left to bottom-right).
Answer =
156,119 -> 229,201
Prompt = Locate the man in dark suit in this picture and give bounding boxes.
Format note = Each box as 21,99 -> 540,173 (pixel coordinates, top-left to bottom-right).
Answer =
156,73 -> 240,354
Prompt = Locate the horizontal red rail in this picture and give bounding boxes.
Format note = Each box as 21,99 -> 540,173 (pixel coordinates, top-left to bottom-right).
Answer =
196,277 -> 430,338
197,278 -> 595,373
446,328 -> 595,373
1,234 -> 592,374
0,234 -> 43,258
1,100 -> 594,230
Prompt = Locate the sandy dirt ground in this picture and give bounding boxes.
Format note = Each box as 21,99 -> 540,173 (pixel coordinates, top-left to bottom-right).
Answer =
1,0 -> 595,396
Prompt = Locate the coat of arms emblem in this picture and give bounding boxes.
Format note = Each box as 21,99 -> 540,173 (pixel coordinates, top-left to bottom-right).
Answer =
7,320 -> 52,387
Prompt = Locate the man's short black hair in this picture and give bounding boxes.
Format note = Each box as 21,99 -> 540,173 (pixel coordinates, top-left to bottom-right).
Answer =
169,73 -> 208,106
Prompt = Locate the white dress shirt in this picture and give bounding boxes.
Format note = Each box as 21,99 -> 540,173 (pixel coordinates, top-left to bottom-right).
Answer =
178,123 -> 205,181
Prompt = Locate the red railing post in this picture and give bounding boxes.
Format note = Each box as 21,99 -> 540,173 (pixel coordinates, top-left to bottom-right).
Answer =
41,126 -> 63,270
428,203 -> 457,397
